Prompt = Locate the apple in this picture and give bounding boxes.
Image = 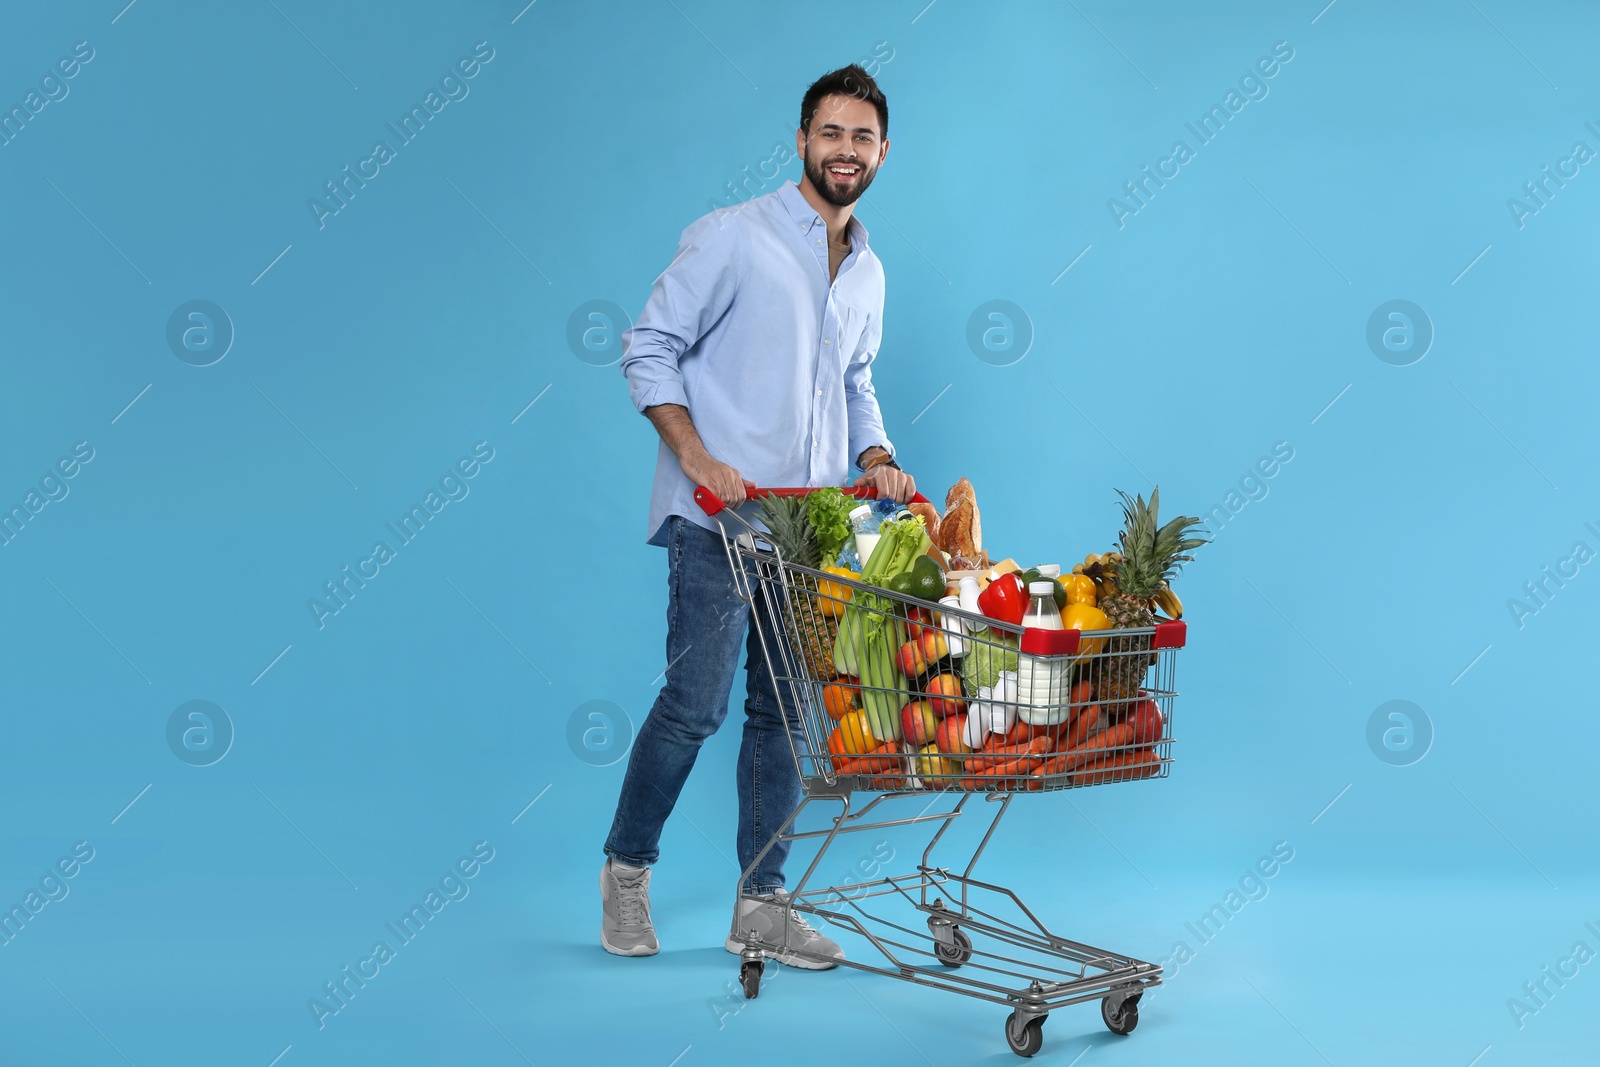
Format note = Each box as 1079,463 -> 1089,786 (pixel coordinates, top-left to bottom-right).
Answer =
1129,696 -> 1164,746
925,673 -> 966,718
915,742 -> 956,784
904,606 -> 934,642
919,629 -> 949,663
897,639 -> 928,679
935,713 -> 971,756
900,700 -> 938,748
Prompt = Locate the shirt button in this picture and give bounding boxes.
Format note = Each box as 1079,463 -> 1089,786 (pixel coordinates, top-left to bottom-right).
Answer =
823,338 -> 831,345
816,389 -> 823,397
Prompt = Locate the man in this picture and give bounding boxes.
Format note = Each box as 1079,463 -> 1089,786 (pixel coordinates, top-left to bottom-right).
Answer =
602,64 -> 915,966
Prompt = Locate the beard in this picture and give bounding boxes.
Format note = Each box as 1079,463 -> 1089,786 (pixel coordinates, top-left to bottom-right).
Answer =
803,150 -> 877,207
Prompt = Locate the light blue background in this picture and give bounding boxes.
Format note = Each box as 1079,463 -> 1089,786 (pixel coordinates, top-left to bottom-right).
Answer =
2,1 -> 1596,1064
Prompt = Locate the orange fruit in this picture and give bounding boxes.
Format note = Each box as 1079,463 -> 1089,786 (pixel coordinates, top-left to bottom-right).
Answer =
823,678 -> 858,721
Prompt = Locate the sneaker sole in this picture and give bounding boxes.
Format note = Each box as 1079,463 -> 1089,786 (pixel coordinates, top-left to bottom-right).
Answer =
602,934 -> 659,957
724,935 -> 841,969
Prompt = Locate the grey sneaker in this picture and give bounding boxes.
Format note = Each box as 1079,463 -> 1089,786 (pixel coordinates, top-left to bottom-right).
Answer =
600,859 -> 658,957
724,889 -> 845,969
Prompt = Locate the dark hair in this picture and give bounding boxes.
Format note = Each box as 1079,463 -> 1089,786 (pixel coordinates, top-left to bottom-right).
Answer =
800,64 -> 888,139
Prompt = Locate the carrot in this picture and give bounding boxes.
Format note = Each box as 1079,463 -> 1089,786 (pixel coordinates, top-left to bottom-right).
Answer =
1000,718 -> 1034,745
1033,722 -> 1137,777
1070,749 -> 1161,786
1031,752 -> 1072,778
958,773 -> 1030,791
971,722 -> 1019,752
1033,747 -> 1161,788
962,740 -> 1052,789
975,734 -> 1051,758
1070,704 -> 1102,747
1045,717 -> 1076,745
967,735 -> 1052,768
1060,721 -> 1136,767
832,741 -> 901,776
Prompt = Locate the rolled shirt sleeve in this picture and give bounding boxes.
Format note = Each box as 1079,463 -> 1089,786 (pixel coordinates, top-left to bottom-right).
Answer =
620,214 -> 743,414
844,306 -> 893,467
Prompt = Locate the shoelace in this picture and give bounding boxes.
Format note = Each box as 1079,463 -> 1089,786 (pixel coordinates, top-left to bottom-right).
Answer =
771,893 -> 820,939
614,876 -> 649,927
789,912 -> 821,938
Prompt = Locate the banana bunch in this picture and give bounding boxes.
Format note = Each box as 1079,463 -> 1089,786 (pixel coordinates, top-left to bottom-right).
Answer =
1072,551 -> 1123,599
1071,551 -> 1183,617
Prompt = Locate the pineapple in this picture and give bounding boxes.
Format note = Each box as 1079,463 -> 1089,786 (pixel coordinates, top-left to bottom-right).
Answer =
755,493 -> 821,568
755,495 -> 835,679
1095,488 -> 1207,706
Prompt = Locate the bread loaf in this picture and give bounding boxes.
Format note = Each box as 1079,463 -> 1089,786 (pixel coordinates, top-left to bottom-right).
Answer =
938,478 -> 983,563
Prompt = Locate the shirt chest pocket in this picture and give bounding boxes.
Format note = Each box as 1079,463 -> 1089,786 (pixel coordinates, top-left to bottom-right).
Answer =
832,303 -> 869,368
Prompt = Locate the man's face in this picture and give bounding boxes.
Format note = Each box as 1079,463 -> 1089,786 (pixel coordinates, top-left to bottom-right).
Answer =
798,94 -> 887,207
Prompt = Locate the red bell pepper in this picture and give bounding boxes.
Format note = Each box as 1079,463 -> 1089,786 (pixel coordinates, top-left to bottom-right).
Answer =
977,573 -> 1027,625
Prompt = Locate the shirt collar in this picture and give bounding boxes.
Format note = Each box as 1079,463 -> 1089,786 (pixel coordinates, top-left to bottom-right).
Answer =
776,180 -> 870,248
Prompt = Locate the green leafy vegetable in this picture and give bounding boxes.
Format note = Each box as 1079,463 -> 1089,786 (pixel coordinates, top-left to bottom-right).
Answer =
962,631 -> 1019,694
833,514 -> 933,741
805,487 -> 855,568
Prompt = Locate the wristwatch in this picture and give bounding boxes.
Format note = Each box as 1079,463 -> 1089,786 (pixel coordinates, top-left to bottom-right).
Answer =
861,451 -> 900,473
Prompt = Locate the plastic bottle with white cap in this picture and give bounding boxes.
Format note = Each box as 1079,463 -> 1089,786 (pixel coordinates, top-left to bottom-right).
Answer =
937,595 -> 968,658
1016,580 -> 1069,724
849,504 -> 880,568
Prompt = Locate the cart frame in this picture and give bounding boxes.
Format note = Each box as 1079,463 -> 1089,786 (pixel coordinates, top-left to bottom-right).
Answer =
697,485 -> 1181,1056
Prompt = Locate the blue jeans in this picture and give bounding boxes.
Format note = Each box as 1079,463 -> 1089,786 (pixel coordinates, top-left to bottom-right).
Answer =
604,516 -> 804,895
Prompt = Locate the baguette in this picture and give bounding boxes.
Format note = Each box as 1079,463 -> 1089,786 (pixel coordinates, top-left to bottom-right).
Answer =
907,501 -> 941,545
939,479 -> 984,564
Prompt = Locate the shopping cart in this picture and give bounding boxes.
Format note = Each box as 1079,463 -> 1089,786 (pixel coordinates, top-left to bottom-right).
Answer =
695,485 -> 1187,1058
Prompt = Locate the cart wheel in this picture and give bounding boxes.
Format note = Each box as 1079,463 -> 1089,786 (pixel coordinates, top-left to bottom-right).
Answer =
1101,995 -> 1139,1035
739,958 -> 763,999
933,927 -> 973,966
1004,1012 -> 1045,1057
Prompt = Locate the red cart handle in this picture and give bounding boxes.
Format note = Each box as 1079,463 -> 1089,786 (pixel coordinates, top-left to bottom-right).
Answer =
694,484 -> 930,516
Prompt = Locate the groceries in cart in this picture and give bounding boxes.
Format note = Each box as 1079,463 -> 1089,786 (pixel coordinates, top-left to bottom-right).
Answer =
707,479 -> 1176,1050
754,480 -> 1206,793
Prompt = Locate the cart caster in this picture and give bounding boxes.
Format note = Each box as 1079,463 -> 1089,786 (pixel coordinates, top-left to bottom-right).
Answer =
1101,993 -> 1140,1035
739,957 -> 763,999
930,924 -> 972,966
1004,1011 -> 1046,1057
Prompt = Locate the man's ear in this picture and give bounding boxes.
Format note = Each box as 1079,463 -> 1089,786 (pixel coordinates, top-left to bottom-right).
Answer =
795,126 -> 806,162
878,137 -> 890,166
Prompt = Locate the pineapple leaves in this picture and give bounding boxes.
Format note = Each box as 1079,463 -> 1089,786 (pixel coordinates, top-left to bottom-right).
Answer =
1113,487 -> 1208,595
755,494 -> 821,569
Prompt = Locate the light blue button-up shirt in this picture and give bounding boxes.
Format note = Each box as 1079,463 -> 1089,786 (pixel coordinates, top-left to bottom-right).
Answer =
621,180 -> 894,546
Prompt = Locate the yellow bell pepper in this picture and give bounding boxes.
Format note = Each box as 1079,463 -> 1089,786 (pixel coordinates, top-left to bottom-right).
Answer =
817,566 -> 859,617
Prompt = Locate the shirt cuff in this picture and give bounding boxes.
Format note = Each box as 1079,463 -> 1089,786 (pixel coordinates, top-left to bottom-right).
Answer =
633,379 -> 690,414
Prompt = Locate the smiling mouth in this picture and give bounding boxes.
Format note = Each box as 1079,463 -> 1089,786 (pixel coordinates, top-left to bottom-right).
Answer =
826,163 -> 861,182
